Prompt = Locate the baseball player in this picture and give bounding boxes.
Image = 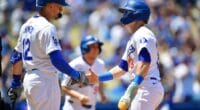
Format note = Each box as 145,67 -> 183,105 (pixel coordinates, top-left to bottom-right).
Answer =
87,0 -> 164,110
61,35 -> 107,110
7,0 -> 91,110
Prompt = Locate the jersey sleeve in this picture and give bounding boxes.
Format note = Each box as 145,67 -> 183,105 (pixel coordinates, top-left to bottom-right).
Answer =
39,26 -> 61,55
136,36 -> 155,59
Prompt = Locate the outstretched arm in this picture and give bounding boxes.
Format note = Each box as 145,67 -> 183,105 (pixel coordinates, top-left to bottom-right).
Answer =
88,59 -> 128,83
49,50 -> 81,80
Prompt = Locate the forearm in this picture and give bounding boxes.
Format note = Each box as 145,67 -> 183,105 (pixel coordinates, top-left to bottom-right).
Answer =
49,50 -> 80,80
99,83 -> 105,96
13,61 -> 23,76
98,66 -> 126,82
110,66 -> 126,79
135,61 -> 150,77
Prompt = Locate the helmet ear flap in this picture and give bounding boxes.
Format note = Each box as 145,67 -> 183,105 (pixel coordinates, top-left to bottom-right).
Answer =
81,43 -> 89,55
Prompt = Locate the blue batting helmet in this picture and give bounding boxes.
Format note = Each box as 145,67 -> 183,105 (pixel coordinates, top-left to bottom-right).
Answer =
36,0 -> 69,7
119,0 -> 150,25
80,35 -> 103,55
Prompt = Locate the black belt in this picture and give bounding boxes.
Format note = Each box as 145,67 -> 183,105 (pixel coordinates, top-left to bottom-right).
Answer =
68,100 -> 92,109
150,77 -> 159,81
26,68 -> 38,72
31,68 -> 38,71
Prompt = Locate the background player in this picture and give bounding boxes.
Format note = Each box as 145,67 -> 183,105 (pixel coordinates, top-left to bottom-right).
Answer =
87,0 -> 164,110
61,35 -> 107,110
7,0 -> 91,110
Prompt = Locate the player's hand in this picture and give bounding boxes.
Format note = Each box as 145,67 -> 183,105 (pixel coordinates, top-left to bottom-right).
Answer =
78,71 -> 90,86
86,69 -> 99,84
79,95 -> 91,107
7,87 -> 21,102
8,77 -> 21,102
118,82 -> 138,110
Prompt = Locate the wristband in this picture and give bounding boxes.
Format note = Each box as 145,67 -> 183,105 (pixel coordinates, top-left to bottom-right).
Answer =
11,75 -> 21,88
99,72 -> 113,82
132,74 -> 144,86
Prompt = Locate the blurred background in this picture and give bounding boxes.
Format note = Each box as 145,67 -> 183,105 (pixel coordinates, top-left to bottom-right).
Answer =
1,0 -> 200,110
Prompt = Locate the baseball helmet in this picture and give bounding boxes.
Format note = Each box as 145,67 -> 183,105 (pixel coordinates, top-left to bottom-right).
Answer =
80,35 -> 103,55
119,0 -> 150,25
36,0 -> 69,7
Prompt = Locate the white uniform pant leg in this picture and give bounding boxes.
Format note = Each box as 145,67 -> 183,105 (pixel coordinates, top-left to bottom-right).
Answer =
130,79 -> 164,110
62,99 -> 74,110
23,71 -> 61,110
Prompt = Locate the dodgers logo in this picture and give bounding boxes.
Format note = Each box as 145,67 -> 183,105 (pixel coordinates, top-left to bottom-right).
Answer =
128,45 -> 135,56
52,36 -> 59,46
139,37 -> 148,43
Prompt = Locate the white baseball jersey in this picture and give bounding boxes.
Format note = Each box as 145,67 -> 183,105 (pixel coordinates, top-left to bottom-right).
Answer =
122,26 -> 160,80
15,15 -> 61,110
15,15 -> 61,73
61,56 -> 105,110
121,26 -> 164,110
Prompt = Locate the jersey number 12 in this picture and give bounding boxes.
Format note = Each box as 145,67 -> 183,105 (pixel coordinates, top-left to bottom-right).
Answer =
23,38 -> 32,60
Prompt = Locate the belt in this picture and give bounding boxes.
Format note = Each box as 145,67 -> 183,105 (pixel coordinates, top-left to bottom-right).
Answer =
68,100 -> 92,109
26,68 -> 38,72
150,77 -> 160,81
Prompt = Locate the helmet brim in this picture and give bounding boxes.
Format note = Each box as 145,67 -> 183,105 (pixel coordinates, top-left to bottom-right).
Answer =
87,41 -> 104,46
118,7 -> 134,13
59,2 -> 70,6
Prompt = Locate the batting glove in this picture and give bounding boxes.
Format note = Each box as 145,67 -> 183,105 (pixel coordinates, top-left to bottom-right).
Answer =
7,87 -> 21,102
67,71 -> 89,86
79,71 -> 89,86
7,75 -> 21,102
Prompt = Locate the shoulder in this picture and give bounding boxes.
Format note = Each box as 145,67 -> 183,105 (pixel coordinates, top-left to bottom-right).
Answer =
33,16 -> 56,31
133,26 -> 156,42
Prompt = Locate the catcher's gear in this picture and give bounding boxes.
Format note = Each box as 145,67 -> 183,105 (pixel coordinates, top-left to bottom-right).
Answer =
36,0 -> 69,7
119,0 -> 150,24
80,35 -> 103,55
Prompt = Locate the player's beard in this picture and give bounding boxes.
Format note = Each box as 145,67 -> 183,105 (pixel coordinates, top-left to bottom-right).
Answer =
55,13 -> 62,19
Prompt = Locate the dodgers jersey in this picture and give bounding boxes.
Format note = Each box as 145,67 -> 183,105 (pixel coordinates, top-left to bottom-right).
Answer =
14,16 -> 61,73
122,26 -> 160,80
61,56 -> 105,109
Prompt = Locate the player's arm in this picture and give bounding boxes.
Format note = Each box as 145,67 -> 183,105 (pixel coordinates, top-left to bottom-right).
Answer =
99,83 -> 107,103
88,60 -> 128,83
42,26 -> 88,84
8,50 -> 23,101
133,47 -> 151,84
88,41 -> 131,83
61,86 -> 89,105
49,50 -> 81,80
10,50 -> 23,87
